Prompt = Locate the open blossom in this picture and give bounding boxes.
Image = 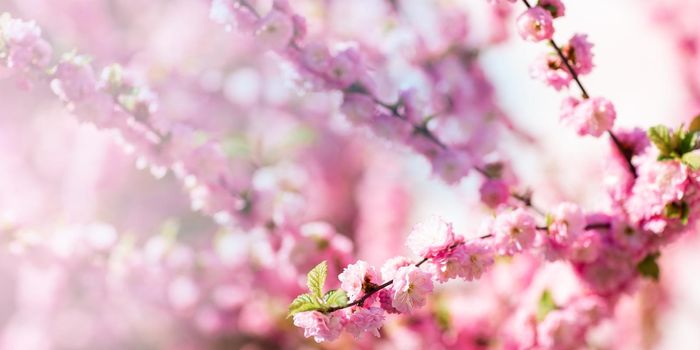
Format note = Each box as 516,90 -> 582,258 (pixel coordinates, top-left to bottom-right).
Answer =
406,216 -> 459,258
560,97 -> 616,137
540,203 -> 586,260
344,307 -> 385,338
626,151 -> 689,232
293,311 -> 344,343
338,260 -> 381,302
430,149 -> 473,185
427,239 -> 495,282
539,0 -> 566,18
255,10 -> 294,50
564,34 -> 594,75
516,7 -> 554,42
479,179 -> 510,209
380,256 -> 413,281
537,310 -> 586,350
0,14 -> 52,70
530,53 -> 573,90
325,49 -> 360,89
50,56 -> 97,103
390,265 -> 434,313
493,208 -> 537,255
341,93 -> 376,124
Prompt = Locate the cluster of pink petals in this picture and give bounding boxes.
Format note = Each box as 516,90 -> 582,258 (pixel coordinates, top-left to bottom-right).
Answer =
516,7 -> 555,42
560,96 -> 617,137
492,208 -> 538,255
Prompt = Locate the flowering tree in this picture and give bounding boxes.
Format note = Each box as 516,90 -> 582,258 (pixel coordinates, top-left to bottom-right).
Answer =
0,0 -> 698,348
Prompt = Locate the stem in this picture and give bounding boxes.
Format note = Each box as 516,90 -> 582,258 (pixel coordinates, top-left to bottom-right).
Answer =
520,0 -> 637,178
325,221 -> 609,313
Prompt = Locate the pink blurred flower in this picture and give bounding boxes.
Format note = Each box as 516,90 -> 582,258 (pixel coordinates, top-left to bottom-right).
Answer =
516,7 -> 554,42
560,97 -> 616,137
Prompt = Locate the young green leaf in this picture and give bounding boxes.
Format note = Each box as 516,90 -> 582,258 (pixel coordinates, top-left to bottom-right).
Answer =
307,261 -> 328,299
536,290 -> 557,322
682,150 -> 700,170
637,253 -> 660,281
648,125 -> 672,156
323,289 -> 348,308
688,115 -> 700,134
288,293 -> 322,318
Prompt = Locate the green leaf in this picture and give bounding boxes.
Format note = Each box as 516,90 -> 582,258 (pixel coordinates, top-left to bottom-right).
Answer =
637,253 -> 661,281
679,131 -> 699,155
536,290 -> 557,322
648,125 -> 673,156
323,289 -> 348,308
688,115 -> 700,134
307,261 -> 328,299
682,150 -> 700,170
287,293 -> 322,318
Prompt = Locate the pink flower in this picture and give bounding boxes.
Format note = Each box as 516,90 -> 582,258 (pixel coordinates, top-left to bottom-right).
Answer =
406,216 -> 459,258
390,265 -> 434,313
427,240 -> 495,282
326,49 -> 360,89
338,260 -> 381,302
539,202 -> 586,260
430,149 -> 472,185
256,10 -> 294,50
50,57 -> 97,103
493,208 -> 537,255
564,34 -> 594,75
380,256 -> 413,281
0,16 -> 52,70
516,7 -> 554,42
530,53 -> 573,90
341,93 -> 376,124
293,311 -> 344,343
560,97 -> 616,137
539,0 -> 566,18
479,179 -> 510,209
537,310 -> 586,350
344,307 -> 385,338
626,151 -> 689,232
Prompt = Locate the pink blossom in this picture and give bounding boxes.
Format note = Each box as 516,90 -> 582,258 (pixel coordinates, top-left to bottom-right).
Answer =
516,7 -> 554,42
344,307 -> 385,338
427,239 -> 495,282
341,93 -> 376,124
626,151 -> 689,233
293,311 -> 344,343
338,260 -> 381,302
560,97 -> 616,137
380,256 -> 413,281
50,57 -> 97,103
391,265 -> 434,313
564,34 -> 594,75
0,15 -> 52,70
539,0 -> 566,18
539,202 -> 586,260
479,179 -> 510,209
326,49 -> 360,89
255,10 -> 294,50
530,53 -> 573,90
537,310 -> 586,350
493,208 -> 537,255
430,149 -> 473,185
406,216 -> 459,258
